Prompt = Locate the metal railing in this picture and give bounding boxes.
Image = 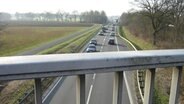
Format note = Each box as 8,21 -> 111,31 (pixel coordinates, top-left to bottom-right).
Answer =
117,27 -> 144,103
0,49 -> 184,104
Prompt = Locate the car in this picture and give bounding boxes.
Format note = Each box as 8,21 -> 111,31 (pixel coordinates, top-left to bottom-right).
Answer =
102,26 -> 108,30
86,47 -> 96,52
112,26 -> 115,31
86,44 -> 96,52
89,39 -> 97,45
88,44 -> 96,49
110,32 -> 115,36
102,29 -> 107,33
108,38 -> 115,45
112,28 -> 115,31
98,32 -> 104,36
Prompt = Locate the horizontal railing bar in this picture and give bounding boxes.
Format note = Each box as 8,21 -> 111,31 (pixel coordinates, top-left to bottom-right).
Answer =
0,62 -> 183,81
0,62 -> 184,81
0,49 -> 183,80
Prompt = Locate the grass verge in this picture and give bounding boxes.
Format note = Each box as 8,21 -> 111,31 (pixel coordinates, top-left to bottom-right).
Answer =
119,26 -> 169,104
39,26 -> 100,54
119,26 -> 156,50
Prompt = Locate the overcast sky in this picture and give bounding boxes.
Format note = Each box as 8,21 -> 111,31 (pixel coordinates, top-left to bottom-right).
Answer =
0,0 -> 135,16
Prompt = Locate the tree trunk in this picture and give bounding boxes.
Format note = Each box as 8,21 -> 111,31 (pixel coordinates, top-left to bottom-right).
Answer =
153,32 -> 157,45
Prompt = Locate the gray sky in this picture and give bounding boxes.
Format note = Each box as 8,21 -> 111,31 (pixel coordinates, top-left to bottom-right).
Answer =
0,0 -> 135,16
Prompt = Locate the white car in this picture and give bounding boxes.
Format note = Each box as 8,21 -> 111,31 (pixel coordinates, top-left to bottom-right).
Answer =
86,44 -> 96,52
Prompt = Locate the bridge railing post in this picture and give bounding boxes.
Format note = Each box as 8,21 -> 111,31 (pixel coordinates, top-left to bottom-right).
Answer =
112,71 -> 124,104
76,75 -> 85,104
169,66 -> 183,104
143,68 -> 155,104
34,78 -> 42,104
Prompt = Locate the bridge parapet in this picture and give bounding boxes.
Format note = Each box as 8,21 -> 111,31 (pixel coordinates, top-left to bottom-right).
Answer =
0,49 -> 183,104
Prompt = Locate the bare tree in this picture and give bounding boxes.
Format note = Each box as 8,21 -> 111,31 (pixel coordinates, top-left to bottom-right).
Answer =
169,0 -> 184,41
56,10 -> 64,22
72,10 -> 78,22
63,12 -> 69,22
0,13 -> 10,32
135,0 -> 172,45
81,10 -> 108,24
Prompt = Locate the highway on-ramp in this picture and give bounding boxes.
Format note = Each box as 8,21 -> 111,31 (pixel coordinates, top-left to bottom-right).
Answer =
47,26 -> 136,104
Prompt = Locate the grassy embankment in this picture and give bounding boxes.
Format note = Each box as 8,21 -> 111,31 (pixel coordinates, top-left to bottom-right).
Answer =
40,26 -> 100,54
0,27 -> 86,56
119,26 -> 171,104
0,25 -> 100,104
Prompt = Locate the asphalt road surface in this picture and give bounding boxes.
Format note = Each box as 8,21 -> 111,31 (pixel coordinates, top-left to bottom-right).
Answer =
47,26 -> 137,104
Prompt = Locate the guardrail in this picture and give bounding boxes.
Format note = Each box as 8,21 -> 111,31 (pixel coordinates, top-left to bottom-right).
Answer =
0,49 -> 183,104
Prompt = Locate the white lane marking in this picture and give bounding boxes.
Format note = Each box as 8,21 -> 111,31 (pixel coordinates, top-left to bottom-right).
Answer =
42,77 -> 63,103
100,46 -> 103,52
86,34 -> 106,104
117,27 -> 137,104
93,74 -> 96,79
86,85 -> 94,104
103,38 -> 106,42
123,72 -> 134,104
86,74 -> 96,104
100,34 -> 108,52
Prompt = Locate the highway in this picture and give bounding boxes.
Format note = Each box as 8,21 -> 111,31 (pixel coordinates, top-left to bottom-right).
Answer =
46,26 -> 137,104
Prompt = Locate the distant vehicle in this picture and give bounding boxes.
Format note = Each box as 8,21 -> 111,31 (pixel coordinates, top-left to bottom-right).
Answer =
110,32 -> 115,36
86,44 -> 96,52
102,26 -> 108,33
98,32 -> 104,36
112,26 -> 115,31
102,26 -> 108,30
90,39 -> 97,45
108,38 -> 115,45
86,47 -> 96,52
88,44 -> 96,48
102,29 -> 107,33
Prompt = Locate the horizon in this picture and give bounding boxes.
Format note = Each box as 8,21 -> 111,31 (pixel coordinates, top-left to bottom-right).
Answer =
0,0 -> 135,16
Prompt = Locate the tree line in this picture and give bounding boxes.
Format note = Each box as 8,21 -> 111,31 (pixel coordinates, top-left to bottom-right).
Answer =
0,10 -> 107,24
120,0 -> 184,45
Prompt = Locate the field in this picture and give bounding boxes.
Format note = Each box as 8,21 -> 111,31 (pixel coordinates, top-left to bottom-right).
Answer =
7,21 -> 93,27
0,26 -> 86,56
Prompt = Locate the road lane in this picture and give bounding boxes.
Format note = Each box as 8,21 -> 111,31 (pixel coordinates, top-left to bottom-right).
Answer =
47,26 -> 136,104
88,29 -> 130,104
48,30 -> 107,104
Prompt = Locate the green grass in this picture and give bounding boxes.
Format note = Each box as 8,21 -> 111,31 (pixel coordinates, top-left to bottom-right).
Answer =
0,80 -> 34,104
0,27 -> 86,56
40,26 -> 100,54
119,26 -> 169,104
55,28 -> 99,53
120,26 -> 156,50
154,87 -> 169,104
